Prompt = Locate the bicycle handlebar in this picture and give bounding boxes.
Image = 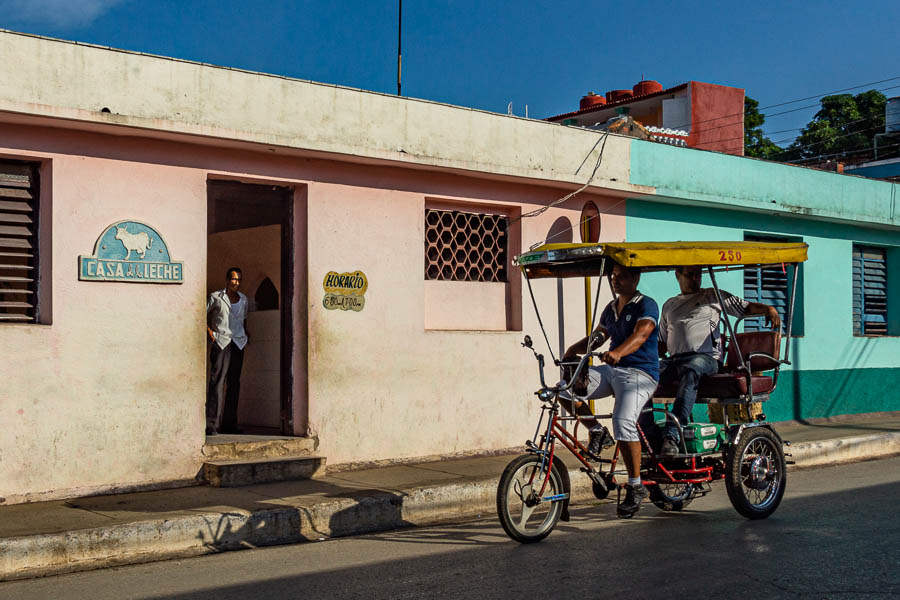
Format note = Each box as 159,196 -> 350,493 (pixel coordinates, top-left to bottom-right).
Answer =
528,346 -> 603,396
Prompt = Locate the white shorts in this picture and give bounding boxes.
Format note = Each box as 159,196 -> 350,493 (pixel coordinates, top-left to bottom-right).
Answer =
562,364 -> 657,442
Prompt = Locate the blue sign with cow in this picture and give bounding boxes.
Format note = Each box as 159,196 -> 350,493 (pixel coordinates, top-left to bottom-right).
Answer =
79,221 -> 184,283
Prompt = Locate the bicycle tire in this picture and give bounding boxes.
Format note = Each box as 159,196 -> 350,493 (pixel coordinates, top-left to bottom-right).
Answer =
496,454 -> 565,543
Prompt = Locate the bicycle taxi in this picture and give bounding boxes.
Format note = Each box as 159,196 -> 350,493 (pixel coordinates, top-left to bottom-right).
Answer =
497,240 -> 808,543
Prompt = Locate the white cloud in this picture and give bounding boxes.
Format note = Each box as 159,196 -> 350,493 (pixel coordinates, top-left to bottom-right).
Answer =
0,0 -> 128,29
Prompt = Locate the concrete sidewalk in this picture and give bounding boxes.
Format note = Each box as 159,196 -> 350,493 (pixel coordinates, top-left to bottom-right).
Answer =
2,413 -> 899,581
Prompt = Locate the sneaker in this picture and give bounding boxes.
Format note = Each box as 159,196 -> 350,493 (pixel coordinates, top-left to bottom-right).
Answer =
660,436 -> 679,457
587,426 -> 615,457
617,483 -> 649,518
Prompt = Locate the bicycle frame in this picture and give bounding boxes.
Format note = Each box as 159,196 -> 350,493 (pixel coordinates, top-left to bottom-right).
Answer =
526,400 -> 722,497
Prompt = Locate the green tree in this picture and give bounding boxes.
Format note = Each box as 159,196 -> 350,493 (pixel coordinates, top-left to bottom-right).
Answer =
744,96 -> 782,158
782,90 -> 886,161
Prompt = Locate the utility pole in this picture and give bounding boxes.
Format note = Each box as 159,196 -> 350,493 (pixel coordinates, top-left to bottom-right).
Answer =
397,0 -> 402,96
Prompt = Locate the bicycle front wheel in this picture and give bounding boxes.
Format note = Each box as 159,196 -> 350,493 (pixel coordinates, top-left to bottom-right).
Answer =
496,454 -> 565,543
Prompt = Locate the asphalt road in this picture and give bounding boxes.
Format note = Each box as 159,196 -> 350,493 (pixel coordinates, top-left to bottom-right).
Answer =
2,457 -> 899,600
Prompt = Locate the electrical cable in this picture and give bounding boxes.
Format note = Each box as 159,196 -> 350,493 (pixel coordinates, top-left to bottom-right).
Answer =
658,82 -> 900,140
581,78 -> 900,137
786,141 -> 900,164
659,98 -> 897,155
510,131 -> 609,228
523,78 -> 900,248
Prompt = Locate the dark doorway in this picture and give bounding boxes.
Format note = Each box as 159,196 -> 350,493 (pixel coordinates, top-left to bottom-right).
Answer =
207,180 -> 294,435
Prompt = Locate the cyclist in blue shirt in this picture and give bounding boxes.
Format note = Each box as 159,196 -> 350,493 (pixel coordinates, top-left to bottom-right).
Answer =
560,263 -> 659,517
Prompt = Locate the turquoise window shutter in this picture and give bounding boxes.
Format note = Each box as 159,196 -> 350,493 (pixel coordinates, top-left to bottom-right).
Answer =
853,246 -> 888,336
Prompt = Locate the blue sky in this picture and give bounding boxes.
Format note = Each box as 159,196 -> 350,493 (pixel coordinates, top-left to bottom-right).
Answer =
2,0 -> 899,147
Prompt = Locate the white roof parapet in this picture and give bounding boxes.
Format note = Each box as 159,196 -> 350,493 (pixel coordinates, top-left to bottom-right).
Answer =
0,29 -> 641,194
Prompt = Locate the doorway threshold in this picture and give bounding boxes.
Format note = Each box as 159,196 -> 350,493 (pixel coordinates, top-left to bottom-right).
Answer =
202,434 -> 317,462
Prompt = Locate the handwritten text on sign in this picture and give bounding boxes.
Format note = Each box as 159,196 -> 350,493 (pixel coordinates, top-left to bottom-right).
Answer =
323,270 -> 368,312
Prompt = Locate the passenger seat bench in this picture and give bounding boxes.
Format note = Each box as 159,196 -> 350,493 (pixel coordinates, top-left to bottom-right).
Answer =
653,330 -> 783,403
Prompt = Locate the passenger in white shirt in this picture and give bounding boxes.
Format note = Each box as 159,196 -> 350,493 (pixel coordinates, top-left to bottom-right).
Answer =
656,266 -> 780,456
206,267 -> 249,436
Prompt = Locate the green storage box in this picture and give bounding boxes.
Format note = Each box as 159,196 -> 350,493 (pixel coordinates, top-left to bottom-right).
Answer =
682,423 -> 725,453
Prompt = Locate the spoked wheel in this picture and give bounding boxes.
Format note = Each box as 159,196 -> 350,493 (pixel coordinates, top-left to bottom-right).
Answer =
648,481 -> 696,511
496,454 -> 565,543
725,427 -> 786,519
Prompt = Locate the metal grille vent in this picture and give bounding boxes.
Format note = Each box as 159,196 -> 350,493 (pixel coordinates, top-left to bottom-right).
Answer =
0,162 -> 38,323
424,209 -> 508,282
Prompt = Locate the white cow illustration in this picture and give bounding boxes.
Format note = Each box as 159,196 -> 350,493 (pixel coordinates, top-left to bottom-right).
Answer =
114,226 -> 153,259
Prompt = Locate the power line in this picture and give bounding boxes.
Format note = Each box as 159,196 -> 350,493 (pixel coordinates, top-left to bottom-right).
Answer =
638,77 -> 900,134
676,82 -> 900,140
786,141 -> 900,164
762,75 -> 900,110
769,122 -> 887,153
664,92 -> 898,155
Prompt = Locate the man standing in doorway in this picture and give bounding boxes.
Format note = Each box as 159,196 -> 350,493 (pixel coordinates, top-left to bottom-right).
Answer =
206,267 -> 249,436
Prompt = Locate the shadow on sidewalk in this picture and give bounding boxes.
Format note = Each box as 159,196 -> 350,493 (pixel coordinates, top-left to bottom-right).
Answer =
61,478 -> 415,552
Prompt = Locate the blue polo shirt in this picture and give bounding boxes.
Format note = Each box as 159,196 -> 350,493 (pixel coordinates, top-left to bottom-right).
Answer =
599,293 -> 660,381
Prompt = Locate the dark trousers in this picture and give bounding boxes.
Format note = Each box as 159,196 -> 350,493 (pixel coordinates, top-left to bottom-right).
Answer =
206,341 -> 244,432
658,352 -> 719,441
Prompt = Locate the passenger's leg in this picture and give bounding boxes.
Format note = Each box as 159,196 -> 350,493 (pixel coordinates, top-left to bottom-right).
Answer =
666,354 -> 718,442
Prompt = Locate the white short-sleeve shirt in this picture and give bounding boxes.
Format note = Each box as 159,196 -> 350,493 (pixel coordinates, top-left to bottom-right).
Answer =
659,288 -> 748,359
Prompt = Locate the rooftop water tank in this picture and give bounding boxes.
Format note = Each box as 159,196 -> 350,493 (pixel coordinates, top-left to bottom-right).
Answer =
886,97 -> 900,133
606,89 -> 633,103
633,80 -> 663,96
580,92 -> 607,110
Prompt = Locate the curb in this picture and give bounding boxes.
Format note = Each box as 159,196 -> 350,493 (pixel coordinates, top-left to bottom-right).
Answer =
2,432 -> 899,582
786,431 -> 900,468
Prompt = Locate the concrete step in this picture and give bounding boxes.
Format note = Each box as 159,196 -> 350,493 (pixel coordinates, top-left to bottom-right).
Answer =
204,456 -> 326,487
202,436 -> 317,462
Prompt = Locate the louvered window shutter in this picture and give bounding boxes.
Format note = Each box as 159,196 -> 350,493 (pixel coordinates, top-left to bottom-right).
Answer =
853,246 -> 887,336
0,162 -> 39,323
743,265 -> 789,332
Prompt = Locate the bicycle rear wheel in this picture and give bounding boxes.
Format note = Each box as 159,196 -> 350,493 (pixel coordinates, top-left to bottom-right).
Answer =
496,454 -> 565,543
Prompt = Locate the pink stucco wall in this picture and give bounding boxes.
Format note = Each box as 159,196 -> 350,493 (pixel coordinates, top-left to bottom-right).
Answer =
0,121 -> 626,502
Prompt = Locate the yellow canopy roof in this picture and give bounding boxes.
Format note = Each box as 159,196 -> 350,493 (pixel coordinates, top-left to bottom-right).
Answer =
516,241 -> 808,278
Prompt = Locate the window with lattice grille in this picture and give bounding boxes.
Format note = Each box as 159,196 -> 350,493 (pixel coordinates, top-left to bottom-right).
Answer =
853,246 -> 887,337
0,161 -> 40,323
424,209 -> 508,282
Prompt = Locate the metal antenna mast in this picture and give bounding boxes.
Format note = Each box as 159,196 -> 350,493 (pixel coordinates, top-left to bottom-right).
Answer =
397,0 -> 402,96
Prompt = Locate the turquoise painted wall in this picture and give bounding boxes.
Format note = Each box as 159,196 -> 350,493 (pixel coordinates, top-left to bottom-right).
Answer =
626,199 -> 900,420
626,138 -> 900,420
629,139 -> 899,228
